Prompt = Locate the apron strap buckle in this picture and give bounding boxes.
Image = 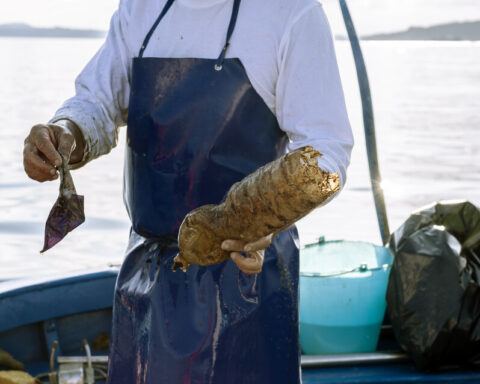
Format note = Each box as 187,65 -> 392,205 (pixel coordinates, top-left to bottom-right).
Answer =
214,43 -> 230,71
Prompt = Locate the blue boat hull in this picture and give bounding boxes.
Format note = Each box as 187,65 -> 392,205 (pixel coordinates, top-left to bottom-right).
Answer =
1,269 -> 479,383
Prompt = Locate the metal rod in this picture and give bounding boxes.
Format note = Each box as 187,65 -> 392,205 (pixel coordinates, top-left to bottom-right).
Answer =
339,0 -> 391,246
57,356 -> 109,364
58,352 -> 408,370
300,263 -> 391,278
301,351 -> 409,368
82,340 -> 93,369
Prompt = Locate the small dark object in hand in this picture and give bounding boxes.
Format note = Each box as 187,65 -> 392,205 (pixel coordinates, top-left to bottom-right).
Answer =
40,156 -> 85,253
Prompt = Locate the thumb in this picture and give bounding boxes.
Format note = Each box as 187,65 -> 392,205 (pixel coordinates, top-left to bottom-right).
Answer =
244,233 -> 274,252
57,131 -> 76,164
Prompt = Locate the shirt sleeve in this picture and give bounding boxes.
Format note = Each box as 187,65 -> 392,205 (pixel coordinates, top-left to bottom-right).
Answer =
276,2 -> 354,190
49,0 -> 133,166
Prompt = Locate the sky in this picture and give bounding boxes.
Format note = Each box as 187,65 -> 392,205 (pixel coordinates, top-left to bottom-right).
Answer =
0,0 -> 480,35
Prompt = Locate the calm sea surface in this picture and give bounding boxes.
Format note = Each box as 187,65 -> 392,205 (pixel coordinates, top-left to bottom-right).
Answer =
1,38 -> 479,279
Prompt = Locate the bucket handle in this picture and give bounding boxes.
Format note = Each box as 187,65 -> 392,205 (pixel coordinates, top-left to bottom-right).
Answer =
300,263 -> 391,277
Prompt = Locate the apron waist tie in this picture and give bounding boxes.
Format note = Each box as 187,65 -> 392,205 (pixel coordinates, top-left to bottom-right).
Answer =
143,234 -> 178,281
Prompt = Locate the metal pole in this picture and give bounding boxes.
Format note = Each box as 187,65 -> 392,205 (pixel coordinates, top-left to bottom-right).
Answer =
339,0 -> 391,245
57,352 -> 409,369
301,351 -> 409,368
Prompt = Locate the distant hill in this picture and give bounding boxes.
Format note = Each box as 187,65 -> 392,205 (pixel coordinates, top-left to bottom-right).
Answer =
3,21 -> 479,41
0,23 -> 106,38
363,21 -> 480,41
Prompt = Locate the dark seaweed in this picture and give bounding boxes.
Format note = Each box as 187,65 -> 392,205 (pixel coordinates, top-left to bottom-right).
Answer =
40,156 -> 85,253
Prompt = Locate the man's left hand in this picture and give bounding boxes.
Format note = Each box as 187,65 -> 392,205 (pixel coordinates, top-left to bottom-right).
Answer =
221,234 -> 274,274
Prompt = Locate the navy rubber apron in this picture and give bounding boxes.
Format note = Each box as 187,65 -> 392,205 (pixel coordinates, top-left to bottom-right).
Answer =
108,0 -> 301,382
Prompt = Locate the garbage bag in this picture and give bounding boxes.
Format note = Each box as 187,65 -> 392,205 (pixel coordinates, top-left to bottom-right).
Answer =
387,200 -> 480,371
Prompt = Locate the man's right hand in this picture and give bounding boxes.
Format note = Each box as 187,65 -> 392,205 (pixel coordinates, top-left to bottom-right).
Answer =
23,120 -> 85,182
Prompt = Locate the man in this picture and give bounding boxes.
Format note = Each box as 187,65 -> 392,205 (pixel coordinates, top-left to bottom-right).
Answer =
24,0 -> 353,382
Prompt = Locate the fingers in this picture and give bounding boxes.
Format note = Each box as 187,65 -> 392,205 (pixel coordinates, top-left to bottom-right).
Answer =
244,233 -> 274,252
231,251 -> 264,274
221,239 -> 267,274
23,123 -> 77,182
222,235 -> 274,253
31,125 -> 62,167
23,142 -> 59,182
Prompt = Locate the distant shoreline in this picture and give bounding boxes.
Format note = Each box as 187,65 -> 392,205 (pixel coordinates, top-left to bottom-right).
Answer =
0,23 -> 106,39
362,20 -> 480,41
0,35 -> 105,39
1,20 -> 479,41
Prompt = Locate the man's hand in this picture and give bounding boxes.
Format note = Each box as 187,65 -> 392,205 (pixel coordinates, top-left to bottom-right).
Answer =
221,233 -> 274,274
23,120 -> 85,182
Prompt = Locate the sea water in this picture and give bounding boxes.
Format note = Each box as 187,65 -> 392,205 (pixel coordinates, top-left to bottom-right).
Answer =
1,39 -> 480,279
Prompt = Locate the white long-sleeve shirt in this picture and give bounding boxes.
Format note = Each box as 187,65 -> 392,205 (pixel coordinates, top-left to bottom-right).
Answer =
51,0 -> 354,187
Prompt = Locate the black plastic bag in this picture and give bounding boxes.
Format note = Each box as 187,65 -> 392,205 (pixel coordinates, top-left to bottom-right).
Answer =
387,200 -> 480,371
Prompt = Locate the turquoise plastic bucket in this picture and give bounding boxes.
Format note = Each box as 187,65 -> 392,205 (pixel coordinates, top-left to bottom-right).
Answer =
299,240 -> 393,354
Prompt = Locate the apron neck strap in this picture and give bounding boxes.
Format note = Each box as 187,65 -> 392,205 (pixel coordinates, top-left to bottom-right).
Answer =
138,0 -> 242,69
215,0 -> 241,71
139,0 -> 176,58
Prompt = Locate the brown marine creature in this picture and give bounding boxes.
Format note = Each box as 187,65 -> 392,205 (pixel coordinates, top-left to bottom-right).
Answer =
40,155 -> 85,253
174,146 -> 340,271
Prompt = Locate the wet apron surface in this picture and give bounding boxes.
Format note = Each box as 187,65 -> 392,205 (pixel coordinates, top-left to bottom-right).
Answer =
109,0 -> 301,382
